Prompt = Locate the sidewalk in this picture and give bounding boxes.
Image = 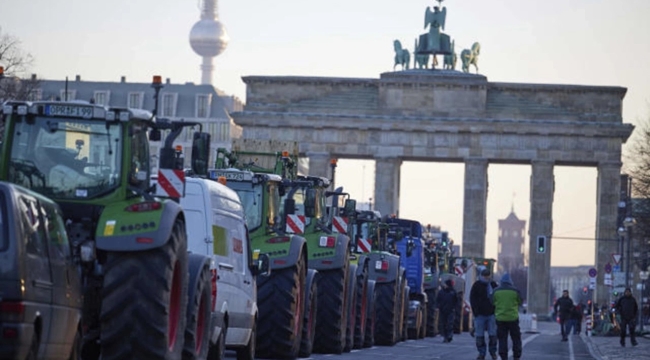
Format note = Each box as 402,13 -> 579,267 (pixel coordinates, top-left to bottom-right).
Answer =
583,332 -> 650,360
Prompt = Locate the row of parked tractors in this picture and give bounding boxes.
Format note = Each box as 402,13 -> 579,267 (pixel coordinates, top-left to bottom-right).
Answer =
0,75 -> 492,359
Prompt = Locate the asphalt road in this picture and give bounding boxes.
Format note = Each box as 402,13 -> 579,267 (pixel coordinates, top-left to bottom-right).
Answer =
238,321 -> 599,360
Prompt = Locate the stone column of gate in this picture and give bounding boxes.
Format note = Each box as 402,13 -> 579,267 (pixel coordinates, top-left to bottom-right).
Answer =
527,160 -> 554,318
374,156 -> 402,217
594,161 -> 622,308
462,158 -> 488,258
306,151 -> 331,180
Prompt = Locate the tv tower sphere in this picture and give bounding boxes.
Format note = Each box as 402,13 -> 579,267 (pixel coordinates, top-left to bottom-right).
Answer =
189,19 -> 229,58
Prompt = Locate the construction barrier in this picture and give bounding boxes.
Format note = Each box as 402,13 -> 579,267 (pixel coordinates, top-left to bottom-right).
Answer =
586,316 -> 592,336
520,313 -> 539,334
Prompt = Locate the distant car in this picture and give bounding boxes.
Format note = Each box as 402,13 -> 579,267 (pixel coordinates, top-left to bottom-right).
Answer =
0,181 -> 83,359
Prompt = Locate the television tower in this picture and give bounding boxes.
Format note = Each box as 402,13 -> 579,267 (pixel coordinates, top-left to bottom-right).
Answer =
189,0 -> 229,85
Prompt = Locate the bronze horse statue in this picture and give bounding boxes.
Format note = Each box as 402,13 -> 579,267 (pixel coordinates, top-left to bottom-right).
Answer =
461,42 -> 480,73
393,40 -> 411,70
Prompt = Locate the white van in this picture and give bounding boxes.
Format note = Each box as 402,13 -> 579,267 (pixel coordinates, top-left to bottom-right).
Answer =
180,177 -> 268,360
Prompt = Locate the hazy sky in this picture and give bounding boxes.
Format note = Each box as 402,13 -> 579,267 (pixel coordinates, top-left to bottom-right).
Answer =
2,0 -> 649,267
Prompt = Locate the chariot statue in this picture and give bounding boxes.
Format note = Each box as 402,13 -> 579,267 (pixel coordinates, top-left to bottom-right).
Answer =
415,0 -> 452,57
414,38 -> 430,69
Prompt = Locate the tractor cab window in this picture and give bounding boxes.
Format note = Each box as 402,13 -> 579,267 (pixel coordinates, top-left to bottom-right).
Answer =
129,124 -> 150,188
8,116 -> 122,199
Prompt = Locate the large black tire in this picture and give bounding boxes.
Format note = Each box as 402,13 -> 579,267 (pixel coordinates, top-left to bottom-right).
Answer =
373,281 -> 399,346
207,327 -> 225,360
100,218 -> 188,360
419,304 -> 427,339
298,269 -> 318,358
362,280 -> 376,348
353,265 -> 369,349
313,264 -> 349,354
183,255 -> 212,360
425,288 -> 437,337
236,319 -> 255,360
343,264 -> 358,353
400,285 -> 409,342
256,254 -> 306,359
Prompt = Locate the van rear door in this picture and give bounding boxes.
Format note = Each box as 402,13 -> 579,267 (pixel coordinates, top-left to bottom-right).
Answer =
182,181 -> 212,255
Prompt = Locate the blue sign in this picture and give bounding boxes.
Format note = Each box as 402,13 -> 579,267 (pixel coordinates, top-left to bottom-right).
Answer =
588,268 -> 597,278
605,263 -> 612,274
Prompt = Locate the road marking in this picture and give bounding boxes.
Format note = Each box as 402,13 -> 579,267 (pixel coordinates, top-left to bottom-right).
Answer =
568,335 -> 575,360
509,332 -> 540,358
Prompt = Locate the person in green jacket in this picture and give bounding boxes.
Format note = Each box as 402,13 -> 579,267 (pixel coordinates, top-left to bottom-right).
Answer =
491,273 -> 523,360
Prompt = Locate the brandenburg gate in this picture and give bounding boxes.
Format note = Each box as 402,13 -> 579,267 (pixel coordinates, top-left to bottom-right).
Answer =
230,70 -> 633,317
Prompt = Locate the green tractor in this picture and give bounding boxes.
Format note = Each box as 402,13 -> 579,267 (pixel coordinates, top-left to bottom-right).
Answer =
347,210 -> 406,346
0,76 -> 214,359
212,148 -> 312,359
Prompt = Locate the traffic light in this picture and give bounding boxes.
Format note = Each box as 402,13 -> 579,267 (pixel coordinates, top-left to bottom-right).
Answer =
441,232 -> 449,247
536,235 -> 546,253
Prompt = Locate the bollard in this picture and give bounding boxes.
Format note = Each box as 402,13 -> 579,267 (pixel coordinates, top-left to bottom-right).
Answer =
586,316 -> 592,336
530,313 -> 538,333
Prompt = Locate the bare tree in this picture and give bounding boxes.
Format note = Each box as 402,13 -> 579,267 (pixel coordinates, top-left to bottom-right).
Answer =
0,27 -> 39,101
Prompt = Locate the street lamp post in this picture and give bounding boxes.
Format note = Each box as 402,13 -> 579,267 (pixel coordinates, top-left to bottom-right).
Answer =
623,217 -> 636,288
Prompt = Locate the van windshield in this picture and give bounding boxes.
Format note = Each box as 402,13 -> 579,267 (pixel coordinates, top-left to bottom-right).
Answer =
226,181 -> 263,232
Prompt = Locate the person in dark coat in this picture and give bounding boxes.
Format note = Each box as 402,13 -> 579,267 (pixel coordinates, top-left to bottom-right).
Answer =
553,290 -> 574,341
615,288 -> 639,347
437,278 -> 458,343
470,268 -> 498,360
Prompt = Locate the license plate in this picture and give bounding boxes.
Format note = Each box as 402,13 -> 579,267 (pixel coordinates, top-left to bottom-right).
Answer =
45,104 -> 93,119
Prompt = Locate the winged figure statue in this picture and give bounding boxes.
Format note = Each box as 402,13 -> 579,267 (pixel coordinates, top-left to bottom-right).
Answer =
416,3 -> 451,56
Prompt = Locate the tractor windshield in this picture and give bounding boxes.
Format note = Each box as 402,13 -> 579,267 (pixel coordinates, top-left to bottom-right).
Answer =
8,116 -> 122,199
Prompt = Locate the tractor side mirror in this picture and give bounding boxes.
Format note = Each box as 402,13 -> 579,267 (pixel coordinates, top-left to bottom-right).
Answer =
149,128 -> 161,141
284,198 -> 296,215
191,132 -> 210,176
344,199 -> 356,217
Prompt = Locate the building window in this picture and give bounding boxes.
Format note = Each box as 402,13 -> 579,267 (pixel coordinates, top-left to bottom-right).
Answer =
161,93 -> 178,117
128,92 -> 144,109
59,89 -> 76,101
196,94 -> 211,118
27,89 -> 42,101
93,91 -> 110,106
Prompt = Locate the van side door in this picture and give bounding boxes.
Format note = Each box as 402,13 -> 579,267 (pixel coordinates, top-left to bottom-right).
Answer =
40,201 -> 81,356
18,195 -> 54,352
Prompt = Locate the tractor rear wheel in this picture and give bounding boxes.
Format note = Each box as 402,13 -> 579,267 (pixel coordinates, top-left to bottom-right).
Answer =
298,269 -> 318,358
362,280 -> 376,348
313,264 -> 349,354
183,255 -> 211,360
256,254 -> 306,359
100,218 -> 188,360
373,281 -> 398,346
353,265 -> 369,349
343,264 -> 358,353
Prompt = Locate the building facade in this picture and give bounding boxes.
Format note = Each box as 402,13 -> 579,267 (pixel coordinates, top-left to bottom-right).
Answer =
498,209 -> 526,274
31,75 -> 242,169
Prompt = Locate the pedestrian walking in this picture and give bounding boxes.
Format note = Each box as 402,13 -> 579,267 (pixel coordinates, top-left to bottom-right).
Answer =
437,278 -> 458,343
470,267 -> 498,360
571,302 -> 583,335
553,289 -> 574,341
614,287 -> 639,347
492,273 -> 523,360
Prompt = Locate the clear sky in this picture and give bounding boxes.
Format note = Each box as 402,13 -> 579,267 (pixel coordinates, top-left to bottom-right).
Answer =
2,0 -> 649,268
